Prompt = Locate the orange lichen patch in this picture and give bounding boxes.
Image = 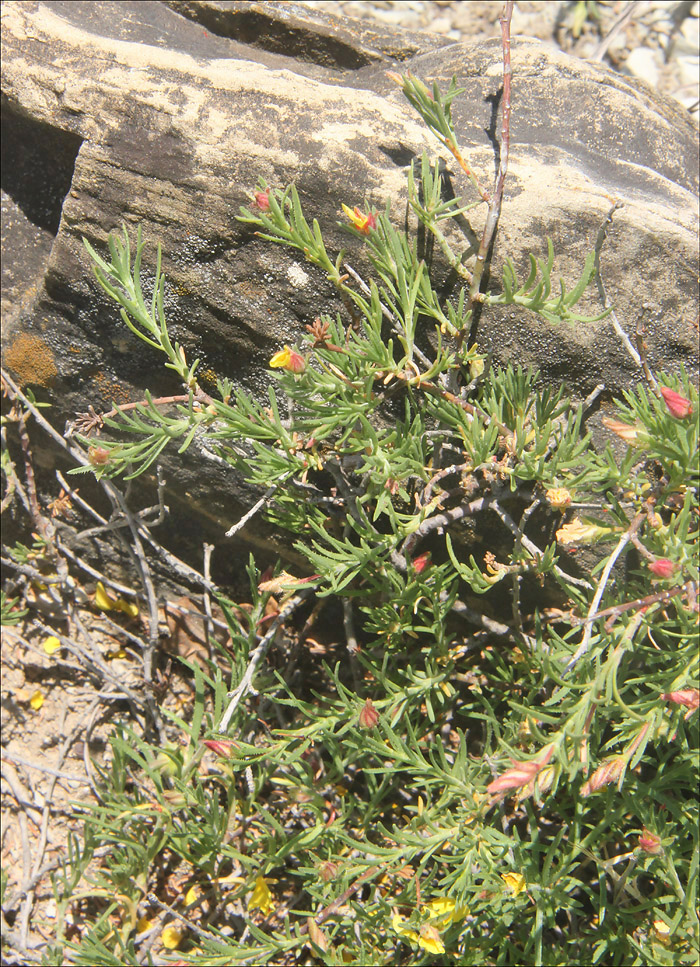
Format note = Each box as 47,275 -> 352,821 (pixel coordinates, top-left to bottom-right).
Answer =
5,333 -> 58,387
91,370 -> 133,407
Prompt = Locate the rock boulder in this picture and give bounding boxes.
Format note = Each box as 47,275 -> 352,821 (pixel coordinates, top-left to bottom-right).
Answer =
2,0 -> 697,575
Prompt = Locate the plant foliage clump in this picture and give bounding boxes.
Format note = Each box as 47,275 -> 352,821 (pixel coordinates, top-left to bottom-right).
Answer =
4,10 -> 696,965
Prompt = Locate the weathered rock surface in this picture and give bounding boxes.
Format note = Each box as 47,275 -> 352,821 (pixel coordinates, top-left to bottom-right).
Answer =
2,0 -> 698,574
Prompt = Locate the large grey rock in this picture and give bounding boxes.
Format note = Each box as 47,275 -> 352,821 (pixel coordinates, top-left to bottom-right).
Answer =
2,0 -> 697,569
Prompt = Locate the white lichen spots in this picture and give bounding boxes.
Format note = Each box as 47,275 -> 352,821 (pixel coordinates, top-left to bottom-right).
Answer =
286,263 -> 309,288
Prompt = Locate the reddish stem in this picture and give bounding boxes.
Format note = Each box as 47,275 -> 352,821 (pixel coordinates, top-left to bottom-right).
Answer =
459,0 -> 513,348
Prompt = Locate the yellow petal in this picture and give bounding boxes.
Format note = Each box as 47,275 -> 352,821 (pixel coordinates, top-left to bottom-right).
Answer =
161,923 -> 185,949
30,690 -> 44,711
418,924 -> 445,954
248,875 -> 274,916
43,635 -> 61,655
117,597 -> 139,619
95,581 -> 117,611
391,913 -> 419,941
270,347 -> 292,369
426,897 -> 454,918
501,872 -> 527,895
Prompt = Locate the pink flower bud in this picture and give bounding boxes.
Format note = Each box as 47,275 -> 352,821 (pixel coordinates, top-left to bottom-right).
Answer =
648,558 -> 677,578
661,689 -> 700,711
253,189 -> 270,211
659,386 -> 692,420
601,418 -> 641,444
638,829 -> 663,854
88,446 -> 110,466
486,747 -> 554,799
580,755 -> 626,796
358,698 -> 379,730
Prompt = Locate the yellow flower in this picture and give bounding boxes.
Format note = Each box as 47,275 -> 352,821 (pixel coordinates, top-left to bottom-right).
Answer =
391,912 -> 419,944
184,884 -> 200,906
341,203 -> 377,235
546,487 -> 572,510
269,345 -> 306,373
248,875 -> 275,916
30,690 -> 44,711
501,872 -> 527,895
425,897 -> 468,927
95,581 -> 139,618
652,918 -> 671,943
160,923 -> 185,949
555,519 -> 611,545
43,635 -> 61,655
418,923 -> 445,955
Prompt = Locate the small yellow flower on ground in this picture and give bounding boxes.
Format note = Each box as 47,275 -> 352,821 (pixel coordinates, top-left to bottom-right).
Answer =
43,635 -> 61,655
161,923 -> 186,949
546,487 -> 572,510
30,690 -> 44,711
95,581 -> 139,618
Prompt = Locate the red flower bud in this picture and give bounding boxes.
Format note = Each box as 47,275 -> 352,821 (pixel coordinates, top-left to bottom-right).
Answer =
412,552 -> 431,574
659,385 -> 692,419
203,740 -> 234,758
648,558 -> 677,578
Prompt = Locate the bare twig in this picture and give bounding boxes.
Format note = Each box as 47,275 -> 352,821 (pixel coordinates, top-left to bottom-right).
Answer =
564,512 -> 645,673
635,320 -> 660,392
0,751 -> 92,786
589,1 -> 637,62
218,591 -> 313,733
459,0 -> 513,348
225,486 -> 277,538
572,580 -> 697,628
202,542 -> 215,651
593,201 -> 650,381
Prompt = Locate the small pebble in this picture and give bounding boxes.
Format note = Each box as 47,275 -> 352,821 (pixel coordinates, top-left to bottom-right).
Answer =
624,46 -> 661,88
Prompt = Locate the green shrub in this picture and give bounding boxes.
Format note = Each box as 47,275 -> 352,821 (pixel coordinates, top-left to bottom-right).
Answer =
16,10 -> 697,965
